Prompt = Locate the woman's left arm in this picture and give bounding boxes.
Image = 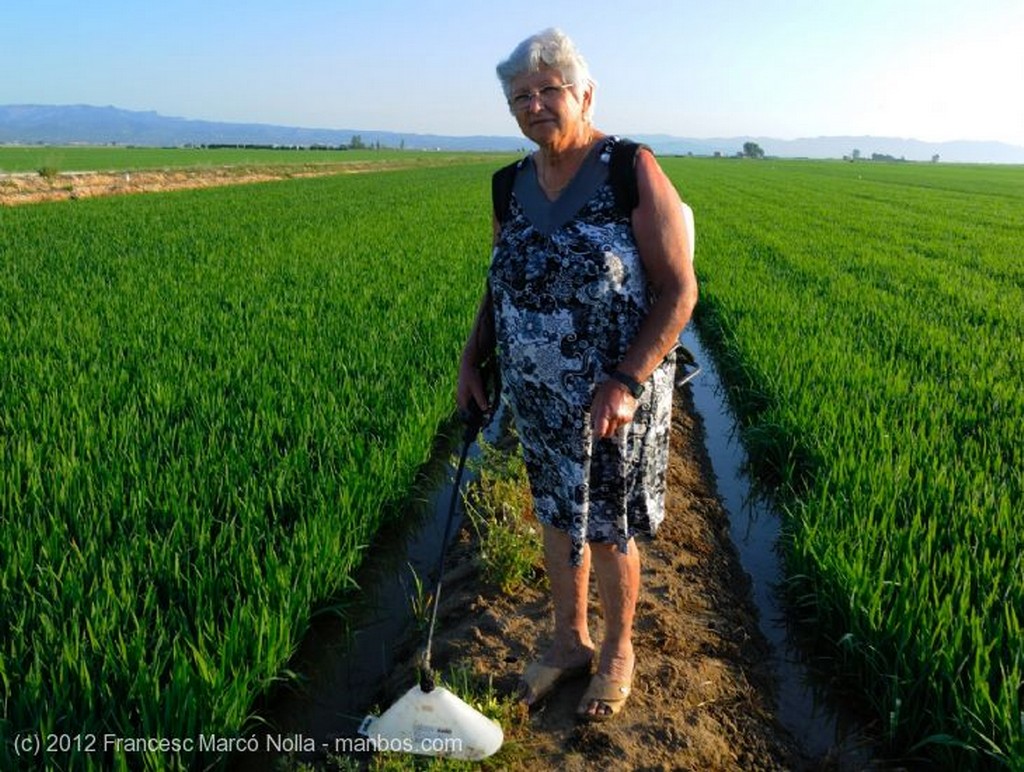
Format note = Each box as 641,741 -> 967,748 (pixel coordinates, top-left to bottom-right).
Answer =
591,149 -> 698,439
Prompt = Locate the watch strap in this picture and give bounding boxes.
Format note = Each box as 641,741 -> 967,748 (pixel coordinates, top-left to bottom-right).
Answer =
609,370 -> 644,398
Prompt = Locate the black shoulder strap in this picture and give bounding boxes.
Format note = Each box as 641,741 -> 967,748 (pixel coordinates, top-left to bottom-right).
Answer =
607,137 -> 650,215
491,158 -> 523,226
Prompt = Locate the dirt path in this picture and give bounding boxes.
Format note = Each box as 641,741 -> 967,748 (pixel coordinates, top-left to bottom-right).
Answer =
0,161 -> 430,206
382,385 -> 833,771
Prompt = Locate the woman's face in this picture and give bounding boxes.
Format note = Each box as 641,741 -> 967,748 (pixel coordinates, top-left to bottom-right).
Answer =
508,66 -> 590,148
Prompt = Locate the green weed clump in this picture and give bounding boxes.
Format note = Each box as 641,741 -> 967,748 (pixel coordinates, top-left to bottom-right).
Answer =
666,158 -> 1024,769
403,562 -> 434,634
463,440 -> 542,595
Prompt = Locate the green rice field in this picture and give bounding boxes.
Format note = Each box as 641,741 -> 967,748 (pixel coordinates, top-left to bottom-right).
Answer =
0,163 -> 493,768
1,153 -> 1022,769
666,157 -> 1024,768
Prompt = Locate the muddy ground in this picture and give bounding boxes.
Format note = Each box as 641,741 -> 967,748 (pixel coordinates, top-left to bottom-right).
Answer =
384,386 -> 844,771
8,169 -> 879,770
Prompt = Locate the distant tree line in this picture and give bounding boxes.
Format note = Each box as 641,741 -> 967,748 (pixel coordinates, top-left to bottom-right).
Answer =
844,148 -> 939,163
703,143 -> 941,163
200,143 -> 350,151
199,136 -> 397,151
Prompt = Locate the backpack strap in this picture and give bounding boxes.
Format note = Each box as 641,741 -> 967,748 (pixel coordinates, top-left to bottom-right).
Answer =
491,157 -> 526,226
604,136 -> 650,216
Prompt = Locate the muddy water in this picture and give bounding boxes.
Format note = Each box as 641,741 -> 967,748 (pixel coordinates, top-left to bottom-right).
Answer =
682,328 -> 875,764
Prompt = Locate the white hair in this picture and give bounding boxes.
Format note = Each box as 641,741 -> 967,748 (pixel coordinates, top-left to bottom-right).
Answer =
496,28 -> 595,119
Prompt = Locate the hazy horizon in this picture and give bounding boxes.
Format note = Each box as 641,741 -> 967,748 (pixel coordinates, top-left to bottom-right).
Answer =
3,0 -> 1022,146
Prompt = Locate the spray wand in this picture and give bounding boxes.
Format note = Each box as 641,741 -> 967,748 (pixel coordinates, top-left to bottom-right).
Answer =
418,400 -> 486,693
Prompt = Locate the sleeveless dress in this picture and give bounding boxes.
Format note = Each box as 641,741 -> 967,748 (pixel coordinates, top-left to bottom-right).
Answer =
488,137 -> 676,566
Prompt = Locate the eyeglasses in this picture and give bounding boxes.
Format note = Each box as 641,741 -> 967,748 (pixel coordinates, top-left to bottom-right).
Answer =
508,82 -> 575,112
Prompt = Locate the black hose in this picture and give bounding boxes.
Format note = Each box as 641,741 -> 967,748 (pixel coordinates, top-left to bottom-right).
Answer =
419,403 -> 485,692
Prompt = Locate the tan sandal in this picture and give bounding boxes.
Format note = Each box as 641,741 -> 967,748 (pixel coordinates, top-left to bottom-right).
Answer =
518,659 -> 592,706
576,672 -> 633,722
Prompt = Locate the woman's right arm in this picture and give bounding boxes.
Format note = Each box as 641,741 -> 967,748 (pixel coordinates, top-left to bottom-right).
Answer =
456,215 -> 502,413
457,289 -> 495,413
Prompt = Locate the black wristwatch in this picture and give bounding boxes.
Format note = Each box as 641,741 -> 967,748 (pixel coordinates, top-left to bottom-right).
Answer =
609,370 -> 645,398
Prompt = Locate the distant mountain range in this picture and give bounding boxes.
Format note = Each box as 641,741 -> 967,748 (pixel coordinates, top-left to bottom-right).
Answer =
3,104 -> 1023,164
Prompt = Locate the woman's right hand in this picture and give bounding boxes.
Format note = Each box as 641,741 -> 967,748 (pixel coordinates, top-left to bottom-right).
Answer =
457,355 -> 490,416
459,289 -> 497,416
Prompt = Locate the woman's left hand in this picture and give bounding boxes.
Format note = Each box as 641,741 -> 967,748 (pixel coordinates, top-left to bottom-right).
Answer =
591,379 -> 637,439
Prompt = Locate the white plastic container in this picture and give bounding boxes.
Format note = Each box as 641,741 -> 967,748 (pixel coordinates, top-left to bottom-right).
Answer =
359,684 -> 503,761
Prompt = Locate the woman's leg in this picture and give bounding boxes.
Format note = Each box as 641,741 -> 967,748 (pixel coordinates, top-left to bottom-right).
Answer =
582,537 -> 639,716
519,525 -> 595,704
542,525 -> 595,662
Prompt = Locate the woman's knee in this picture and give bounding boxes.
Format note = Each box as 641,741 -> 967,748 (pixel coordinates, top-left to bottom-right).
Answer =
589,537 -> 636,562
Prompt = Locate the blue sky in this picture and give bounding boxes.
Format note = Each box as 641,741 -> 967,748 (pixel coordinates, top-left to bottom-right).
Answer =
4,0 -> 1022,145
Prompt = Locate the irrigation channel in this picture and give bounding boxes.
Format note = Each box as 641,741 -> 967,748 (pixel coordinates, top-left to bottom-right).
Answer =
680,329 -> 875,765
239,437 -> 479,768
244,328 -> 876,768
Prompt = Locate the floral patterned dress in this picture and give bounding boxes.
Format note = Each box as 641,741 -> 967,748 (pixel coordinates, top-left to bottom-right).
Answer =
489,137 -> 676,566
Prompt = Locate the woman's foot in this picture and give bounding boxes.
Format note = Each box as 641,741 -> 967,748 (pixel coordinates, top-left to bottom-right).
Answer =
517,642 -> 594,706
577,643 -> 634,719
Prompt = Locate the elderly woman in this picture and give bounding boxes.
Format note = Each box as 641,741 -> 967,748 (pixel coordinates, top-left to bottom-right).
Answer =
457,28 -> 697,720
